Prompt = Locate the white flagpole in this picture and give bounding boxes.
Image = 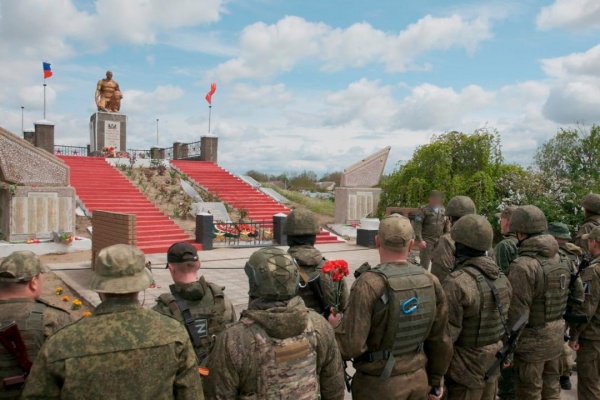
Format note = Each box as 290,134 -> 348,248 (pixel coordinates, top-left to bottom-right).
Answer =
43,82 -> 47,119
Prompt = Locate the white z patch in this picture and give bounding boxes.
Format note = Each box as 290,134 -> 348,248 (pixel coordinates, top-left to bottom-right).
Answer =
194,319 -> 208,338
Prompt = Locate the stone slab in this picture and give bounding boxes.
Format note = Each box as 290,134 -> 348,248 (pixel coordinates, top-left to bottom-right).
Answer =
0,238 -> 91,258
191,202 -> 230,222
90,112 -> 127,152
334,187 -> 382,224
340,146 -> 390,188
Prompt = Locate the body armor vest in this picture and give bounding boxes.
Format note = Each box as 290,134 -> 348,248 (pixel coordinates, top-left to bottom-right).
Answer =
242,316 -> 319,399
521,253 -> 570,327
0,302 -> 46,399
456,266 -> 510,347
159,281 -> 226,364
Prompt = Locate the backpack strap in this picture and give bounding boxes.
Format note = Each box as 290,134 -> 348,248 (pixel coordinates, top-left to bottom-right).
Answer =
169,289 -> 207,351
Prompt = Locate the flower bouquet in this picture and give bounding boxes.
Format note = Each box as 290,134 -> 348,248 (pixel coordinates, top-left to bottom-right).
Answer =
321,259 -> 349,315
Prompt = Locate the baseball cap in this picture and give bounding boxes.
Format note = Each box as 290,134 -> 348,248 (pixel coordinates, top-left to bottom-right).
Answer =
378,215 -> 414,248
582,226 -> 600,242
496,206 -> 517,220
89,244 -> 152,293
166,242 -> 199,267
0,251 -> 47,283
547,222 -> 572,240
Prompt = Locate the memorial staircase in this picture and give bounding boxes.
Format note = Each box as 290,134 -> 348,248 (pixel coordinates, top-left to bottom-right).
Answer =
59,156 -> 199,254
171,161 -> 343,244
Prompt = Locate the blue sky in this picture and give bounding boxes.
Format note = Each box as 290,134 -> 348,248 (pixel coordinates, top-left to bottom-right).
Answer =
1,0 -> 599,175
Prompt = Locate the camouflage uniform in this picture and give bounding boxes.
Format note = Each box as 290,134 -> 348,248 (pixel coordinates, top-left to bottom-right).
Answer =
335,215 -> 453,399
507,207 -> 570,400
574,194 -> 600,254
442,215 -> 512,400
21,245 -> 203,400
206,247 -> 345,399
414,203 -> 448,270
494,234 -> 519,275
0,251 -> 71,400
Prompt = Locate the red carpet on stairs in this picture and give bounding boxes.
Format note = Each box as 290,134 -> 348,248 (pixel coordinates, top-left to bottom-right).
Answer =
59,156 -> 199,254
171,160 -> 343,244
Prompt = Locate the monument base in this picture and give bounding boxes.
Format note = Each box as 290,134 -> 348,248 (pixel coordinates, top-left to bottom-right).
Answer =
90,112 -> 127,152
334,187 -> 382,224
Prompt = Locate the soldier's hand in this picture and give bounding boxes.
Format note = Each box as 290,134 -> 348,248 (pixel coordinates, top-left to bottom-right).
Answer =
502,361 -> 511,369
569,340 -> 580,351
327,311 -> 343,328
419,241 -> 427,249
428,386 -> 443,400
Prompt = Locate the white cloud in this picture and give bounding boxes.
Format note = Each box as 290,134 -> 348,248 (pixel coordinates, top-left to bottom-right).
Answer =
541,44 -> 600,78
537,0 -> 600,31
229,83 -> 291,106
542,78 -> 600,124
123,85 -> 185,113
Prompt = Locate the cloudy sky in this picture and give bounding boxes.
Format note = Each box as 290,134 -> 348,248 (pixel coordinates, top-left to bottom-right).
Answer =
1,0 -> 599,175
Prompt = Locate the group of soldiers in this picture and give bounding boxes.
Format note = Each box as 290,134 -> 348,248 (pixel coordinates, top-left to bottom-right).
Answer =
1,194 -> 600,400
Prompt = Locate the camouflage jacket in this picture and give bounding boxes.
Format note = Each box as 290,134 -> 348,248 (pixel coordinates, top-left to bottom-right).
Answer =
574,214 -> 600,254
413,204 -> 448,243
289,245 -> 350,314
494,233 -> 519,274
21,298 -> 204,400
431,233 -> 496,284
570,256 -> 600,342
334,261 -> 452,387
443,256 -> 512,388
204,296 -> 345,400
507,235 -> 565,362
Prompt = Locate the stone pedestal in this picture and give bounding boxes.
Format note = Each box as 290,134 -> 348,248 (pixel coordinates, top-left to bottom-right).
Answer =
356,229 -> 377,248
173,142 -> 188,160
23,129 -> 35,145
196,213 -> 214,250
273,213 -> 287,245
200,136 -> 218,163
334,187 -> 382,224
89,112 -> 127,152
33,120 -> 55,154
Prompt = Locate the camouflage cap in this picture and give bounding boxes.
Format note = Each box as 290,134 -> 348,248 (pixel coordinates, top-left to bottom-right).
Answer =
582,226 -> 600,242
0,251 -> 46,283
581,193 -> 600,215
509,205 -> 548,234
245,247 -> 298,301
283,208 -> 319,236
89,244 -> 152,293
378,214 -> 414,248
451,214 -> 493,251
495,205 -> 517,220
547,222 -> 571,240
445,195 -> 476,218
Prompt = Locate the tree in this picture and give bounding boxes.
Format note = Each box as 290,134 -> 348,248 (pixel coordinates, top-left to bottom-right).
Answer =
288,170 -> 318,190
320,171 -> 343,186
245,170 -> 270,183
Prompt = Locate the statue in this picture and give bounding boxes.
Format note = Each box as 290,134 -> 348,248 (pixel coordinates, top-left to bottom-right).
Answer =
95,71 -> 122,112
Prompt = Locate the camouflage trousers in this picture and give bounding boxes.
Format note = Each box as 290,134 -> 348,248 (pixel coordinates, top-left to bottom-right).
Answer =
560,342 -> 574,376
497,366 -> 516,400
351,368 -> 428,400
419,238 -> 438,270
513,356 -> 561,400
576,338 -> 600,400
446,377 -> 497,400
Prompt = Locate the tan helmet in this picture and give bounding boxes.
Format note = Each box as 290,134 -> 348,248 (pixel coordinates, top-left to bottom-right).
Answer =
245,247 -> 299,301
581,194 -> 600,215
509,205 -> 548,234
445,196 -> 476,218
450,214 -> 493,251
283,208 -> 319,236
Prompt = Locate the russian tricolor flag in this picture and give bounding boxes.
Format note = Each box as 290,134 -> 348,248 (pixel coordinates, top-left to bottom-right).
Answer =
43,62 -> 52,79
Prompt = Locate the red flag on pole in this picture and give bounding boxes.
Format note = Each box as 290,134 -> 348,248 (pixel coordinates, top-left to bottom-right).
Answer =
205,83 -> 217,104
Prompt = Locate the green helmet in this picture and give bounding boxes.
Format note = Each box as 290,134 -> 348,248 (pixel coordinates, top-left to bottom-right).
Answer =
446,196 -> 476,218
245,247 -> 299,301
283,208 -> 319,236
509,205 -> 547,234
581,193 -> 600,215
450,214 -> 493,251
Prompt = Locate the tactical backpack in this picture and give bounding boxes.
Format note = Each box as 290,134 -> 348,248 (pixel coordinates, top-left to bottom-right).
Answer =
242,316 -> 319,399
158,282 -> 226,364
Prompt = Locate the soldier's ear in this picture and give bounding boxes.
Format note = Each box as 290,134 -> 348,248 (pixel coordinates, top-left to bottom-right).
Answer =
375,235 -> 381,248
408,239 -> 415,252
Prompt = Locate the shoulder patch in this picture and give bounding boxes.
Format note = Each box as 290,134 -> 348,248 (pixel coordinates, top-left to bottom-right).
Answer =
414,215 -> 423,222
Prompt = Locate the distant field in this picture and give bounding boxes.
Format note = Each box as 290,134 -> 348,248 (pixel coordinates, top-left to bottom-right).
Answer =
268,185 -> 335,217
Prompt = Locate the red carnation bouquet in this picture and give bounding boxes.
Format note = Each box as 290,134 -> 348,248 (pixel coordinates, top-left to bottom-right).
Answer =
322,259 -> 349,315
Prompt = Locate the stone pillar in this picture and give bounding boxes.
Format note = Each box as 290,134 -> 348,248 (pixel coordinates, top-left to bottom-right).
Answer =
158,148 -> 166,160
273,213 -> 287,245
196,213 -> 214,250
150,147 -> 160,159
173,142 -> 183,160
23,129 -> 35,145
181,143 -> 189,159
33,120 -> 55,154
200,135 -> 218,163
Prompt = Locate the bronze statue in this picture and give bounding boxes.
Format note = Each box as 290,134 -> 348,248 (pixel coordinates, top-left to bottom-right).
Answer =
95,71 -> 122,112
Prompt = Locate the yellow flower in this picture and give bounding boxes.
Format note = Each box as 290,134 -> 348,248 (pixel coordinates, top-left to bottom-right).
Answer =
55,287 -> 64,295
72,299 -> 82,306
82,311 -> 92,317
62,295 -> 70,302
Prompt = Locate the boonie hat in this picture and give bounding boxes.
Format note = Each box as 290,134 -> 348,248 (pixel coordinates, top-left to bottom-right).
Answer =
582,226 -> 600,242
0,251 -> 46,283
89,244 -> 152,293
547,222 -> 572,240
378,215 -> 414,248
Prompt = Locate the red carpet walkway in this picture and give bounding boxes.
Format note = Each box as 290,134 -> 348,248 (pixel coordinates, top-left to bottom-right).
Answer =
59,156 -> 198,254
171,160 -> 342,244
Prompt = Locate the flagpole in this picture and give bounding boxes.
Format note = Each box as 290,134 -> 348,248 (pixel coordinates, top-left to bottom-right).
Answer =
43,82 -> 47,119
208,105 -> 212,134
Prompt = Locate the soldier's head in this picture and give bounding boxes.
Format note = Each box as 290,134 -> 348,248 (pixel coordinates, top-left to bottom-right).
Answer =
0,251 -> 46,300
451,214 -> 493,256
428,190 -> 443,208
376,215 -> 415,262
89,244 -> 153,301
547,222 -> 572,246
496,206 -> 517,235
583,226 -> 600,257
581,194 -> 600,217
284,208 -> 320,247
445,195 -> 476,224
106,70 -> 113,80
166,242 -> 200,284
509,205 -> 548,242
244,247 -> 298,302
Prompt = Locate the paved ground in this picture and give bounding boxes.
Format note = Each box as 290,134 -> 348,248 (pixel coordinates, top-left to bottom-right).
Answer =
48,243 -> 579,399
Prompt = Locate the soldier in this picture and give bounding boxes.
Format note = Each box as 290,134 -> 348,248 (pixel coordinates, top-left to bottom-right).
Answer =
568,225 -> 600,399
284,208 -> 349,315
330,215 -> 452,400
153,242 -> 236,368
442,214 -> 512,400
431,195 -> 476,283
574,193 -> 600,254
205,247 -> 345,399
413,190 -> 449,270
547,222 -> 584,391
494,206 -> 519,274
0,251 -> 71,400
507,206 -> 570,400
21,244 -> 204,399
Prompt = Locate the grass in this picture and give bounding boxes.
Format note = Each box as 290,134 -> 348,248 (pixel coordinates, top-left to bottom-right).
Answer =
267,185 -> 335,217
